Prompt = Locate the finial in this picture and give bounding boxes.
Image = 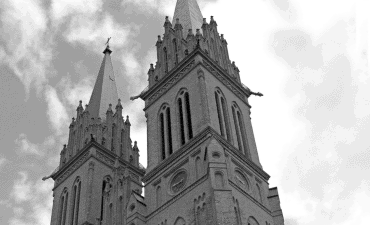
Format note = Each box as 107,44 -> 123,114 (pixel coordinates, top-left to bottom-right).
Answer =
79,100 -> 82,106
221,34 -> 224,40
125,115 -> 131,125
108,103 -> 112,111
157,35 -> 161,41
176,18 -> 180,24
90,133 -> 95,141
211,16 -> 214,21
203,18 -> 207,24
165,16 -> 169,22
103,37 -> 112,54
188,29 -> 194,36
63,144 -> 67,149
72,117 -> 75,122
150,63 -> 154,70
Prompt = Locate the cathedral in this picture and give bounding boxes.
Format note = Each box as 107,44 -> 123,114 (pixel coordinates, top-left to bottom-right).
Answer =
48,0 -> 285,224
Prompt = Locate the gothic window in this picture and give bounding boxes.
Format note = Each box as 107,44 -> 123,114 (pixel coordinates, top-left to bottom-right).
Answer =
232,103 -> 249,157
164,47 -> 169,73
156,186 -> 162,208
59,188 -> 68,225
214,88 -> 231,141
173,38 -> 179,65
159,104 -> 173,160
78,125 -> 82,150
70,178 -> 81,225
177,89 -> 193,146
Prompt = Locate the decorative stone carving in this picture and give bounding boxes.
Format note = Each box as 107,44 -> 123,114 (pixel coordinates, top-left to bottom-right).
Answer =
56,151 -> 89,185
170,170 -> 188,194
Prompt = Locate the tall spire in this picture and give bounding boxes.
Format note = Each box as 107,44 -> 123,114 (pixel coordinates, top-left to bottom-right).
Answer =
87,45 -> 119,121
172,0 -> 204,37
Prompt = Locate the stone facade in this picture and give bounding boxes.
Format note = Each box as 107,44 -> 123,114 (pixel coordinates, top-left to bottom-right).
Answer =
48,0 -> 285,224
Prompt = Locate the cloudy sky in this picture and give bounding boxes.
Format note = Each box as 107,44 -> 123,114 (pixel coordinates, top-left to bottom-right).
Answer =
0,0 -> 369,224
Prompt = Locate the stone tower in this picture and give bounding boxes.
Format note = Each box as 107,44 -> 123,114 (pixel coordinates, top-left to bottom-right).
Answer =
48,0 -> 285,224
127,0 -> 285,224
49,45 -> 145,225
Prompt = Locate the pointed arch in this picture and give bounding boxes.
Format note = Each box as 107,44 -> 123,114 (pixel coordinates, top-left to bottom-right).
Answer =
248,216 -> 260,225
176,88 -> 193,146
158,103 -> 173,160
164,47 -> 169,73
173,38 -> 179,65
214,88 -> 232,142
70,177 -> 82,225
174,217 -> 186,225
59,188 -> 69,225
231,102 -> 250,158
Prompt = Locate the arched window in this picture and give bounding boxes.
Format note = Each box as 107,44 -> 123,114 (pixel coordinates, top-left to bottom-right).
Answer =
247,216 -> 260,225
173,38 -> 179,65
156,186 -> 162,208
70,178 -> 81,225
159,104 -> 173,160
177,90 -> 193,146
164,47 -> 168,73
214,88 -> 231,141
174,217 -> 186,225
59,188 -> 68,225
232,103 -> 249,157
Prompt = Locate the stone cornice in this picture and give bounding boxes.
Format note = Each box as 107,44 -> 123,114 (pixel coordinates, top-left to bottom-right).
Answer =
143,126 -> 270,184
141,47 -> 252,111
52,141 -> 145,190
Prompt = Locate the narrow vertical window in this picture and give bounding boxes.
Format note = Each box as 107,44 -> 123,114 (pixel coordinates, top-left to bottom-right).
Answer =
232,107 -> 242,151
166,108 -> 173,155
237,111 -> 249,156
59,195 -> 65,225
221,97 -> 231,141
195,157 -> 202,179
111,125 -> 116,151
108,203 -> 113,225
100,180 -> 107,222
62,192 -> 68,225
256,184 -> 262,203
178,99 -> 185,145
215,92 -> 225,137
74,182 -> 81,225
185,92 -> 193,139
160,113 -> 165,160
70,186 -> 77,225
164,47 -> 168,73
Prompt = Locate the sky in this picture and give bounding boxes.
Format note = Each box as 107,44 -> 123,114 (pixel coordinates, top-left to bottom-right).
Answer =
0,0 -> 369,224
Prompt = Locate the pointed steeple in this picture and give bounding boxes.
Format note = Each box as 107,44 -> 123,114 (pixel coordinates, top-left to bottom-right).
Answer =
172,0 -> 204,37
87,45 -> 119,121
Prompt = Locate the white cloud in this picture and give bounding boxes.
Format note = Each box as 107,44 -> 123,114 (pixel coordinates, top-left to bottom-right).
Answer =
58,76 -> 93,107
45,86 -> 69,136
65,14 -> 135,53
9,172 -> 54,225
50,0 -> 103,22
10,172 -> 32,203
15,134 -> 44,156
0,0 -> 52,95
122,0 -> 175,16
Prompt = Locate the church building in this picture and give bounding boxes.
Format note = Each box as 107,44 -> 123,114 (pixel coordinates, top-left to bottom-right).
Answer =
48,0 -> 285,224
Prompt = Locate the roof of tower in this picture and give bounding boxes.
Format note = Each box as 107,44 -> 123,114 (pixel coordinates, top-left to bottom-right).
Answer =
87,45 -> 119,121
172,0 -> 204,37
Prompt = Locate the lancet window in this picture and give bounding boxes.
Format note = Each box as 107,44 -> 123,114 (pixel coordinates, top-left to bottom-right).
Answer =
58,188 -> 69,225
231,103 -> 249,157
214,88 -> 231,142
159,104 -> 173,160
177,89 -> 193,146
70,177 -> 81,225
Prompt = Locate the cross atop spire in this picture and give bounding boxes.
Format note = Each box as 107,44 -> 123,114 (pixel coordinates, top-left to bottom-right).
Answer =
172,0 -> 204,37
87,45 -> 119,121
